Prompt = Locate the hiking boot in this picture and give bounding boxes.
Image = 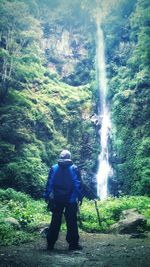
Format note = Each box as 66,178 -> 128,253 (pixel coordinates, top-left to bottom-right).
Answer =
68,244 -> 83,251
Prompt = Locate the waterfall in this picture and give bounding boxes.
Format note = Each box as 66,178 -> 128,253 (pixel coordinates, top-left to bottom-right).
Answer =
96,16 -> 111,200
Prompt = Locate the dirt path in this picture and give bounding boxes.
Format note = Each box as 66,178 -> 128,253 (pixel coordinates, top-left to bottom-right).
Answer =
0,232 -> 150,267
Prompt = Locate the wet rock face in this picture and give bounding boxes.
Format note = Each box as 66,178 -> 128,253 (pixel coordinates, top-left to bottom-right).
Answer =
41,23 -> 94,85
109,209 -> 147,234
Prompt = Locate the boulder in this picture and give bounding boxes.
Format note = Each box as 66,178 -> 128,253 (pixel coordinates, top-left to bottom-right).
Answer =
3,217 -> 21,230
32,223 -> 49,237
33,222 -> 49,231
40,227 -> 49,238
109,208 -> 147,234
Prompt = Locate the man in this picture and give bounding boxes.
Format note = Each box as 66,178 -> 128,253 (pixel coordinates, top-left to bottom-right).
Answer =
43,149 -> 83,251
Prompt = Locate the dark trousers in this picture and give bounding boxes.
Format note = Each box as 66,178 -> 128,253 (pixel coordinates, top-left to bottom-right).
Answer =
47,202 -> 79,247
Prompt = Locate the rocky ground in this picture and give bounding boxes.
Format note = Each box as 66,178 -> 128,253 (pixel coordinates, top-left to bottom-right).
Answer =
0,232 -> 150,267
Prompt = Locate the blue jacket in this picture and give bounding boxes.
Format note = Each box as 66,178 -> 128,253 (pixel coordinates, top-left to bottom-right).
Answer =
43,161 -> 83,203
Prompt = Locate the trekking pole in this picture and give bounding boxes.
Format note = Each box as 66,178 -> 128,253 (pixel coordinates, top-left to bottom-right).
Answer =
94,199 -> 101,226
79,176 -> 101,227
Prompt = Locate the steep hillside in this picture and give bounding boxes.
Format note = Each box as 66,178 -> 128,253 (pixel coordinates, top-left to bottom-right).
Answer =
0,0 -> 149,198
105,0 -> 150,195
0,76 -> 98,197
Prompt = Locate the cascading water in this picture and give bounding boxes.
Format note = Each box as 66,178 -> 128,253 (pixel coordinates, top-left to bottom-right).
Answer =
96,15 -> 111,200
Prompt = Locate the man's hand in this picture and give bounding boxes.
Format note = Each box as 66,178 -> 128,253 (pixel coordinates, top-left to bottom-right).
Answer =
78,200 -> 82,206
45,198 -> 49,204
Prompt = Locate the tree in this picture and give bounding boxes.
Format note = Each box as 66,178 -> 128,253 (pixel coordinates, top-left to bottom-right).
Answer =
0,0 -> 42,98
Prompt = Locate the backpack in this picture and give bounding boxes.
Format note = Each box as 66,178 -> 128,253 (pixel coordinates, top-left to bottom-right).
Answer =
52,165 -> 75,203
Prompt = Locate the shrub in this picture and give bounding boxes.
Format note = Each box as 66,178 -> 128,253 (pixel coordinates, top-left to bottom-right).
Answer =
80,196 -> 150,232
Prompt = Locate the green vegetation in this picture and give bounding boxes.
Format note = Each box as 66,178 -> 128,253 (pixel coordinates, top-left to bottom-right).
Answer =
105,0 -> 150,195
0,0 -> 99,197
0,188 -> 49,245
0,0 -> 149,247
0,189 -> 150,245
0,77 -> 97,197
1,0 -> 149,197
80,196 -> 150,232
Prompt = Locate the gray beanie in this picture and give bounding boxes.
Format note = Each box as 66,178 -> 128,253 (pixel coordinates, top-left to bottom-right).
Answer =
59,150 -> 71,162
59,150 -> 71,160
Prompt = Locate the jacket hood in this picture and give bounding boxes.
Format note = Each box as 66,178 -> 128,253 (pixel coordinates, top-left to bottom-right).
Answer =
58,159 -> 73,168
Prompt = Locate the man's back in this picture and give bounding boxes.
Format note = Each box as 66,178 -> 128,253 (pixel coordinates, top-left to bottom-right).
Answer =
51,164 -> 74,203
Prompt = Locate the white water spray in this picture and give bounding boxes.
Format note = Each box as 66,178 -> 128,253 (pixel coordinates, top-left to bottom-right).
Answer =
96,15 -> 111,200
